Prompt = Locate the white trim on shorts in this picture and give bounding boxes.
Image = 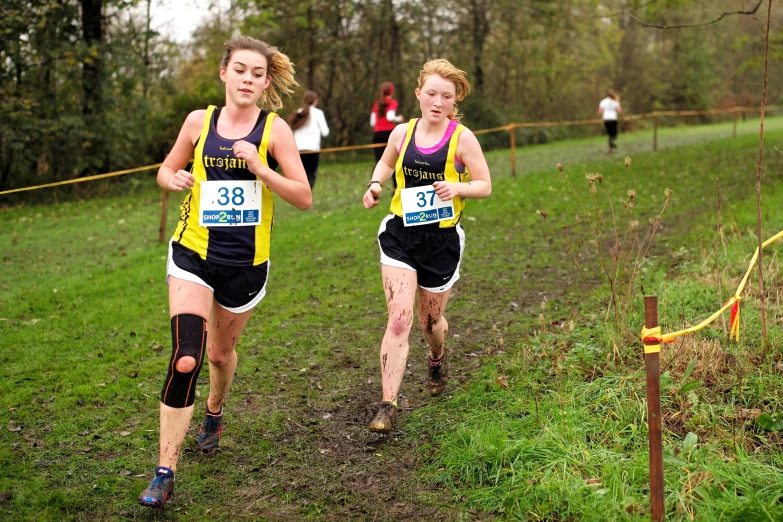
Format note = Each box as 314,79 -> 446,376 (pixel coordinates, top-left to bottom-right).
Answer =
376,214 -> 465,294
377,214 -> 417,272
166,240 -> 268,314
420,223 -> 464,294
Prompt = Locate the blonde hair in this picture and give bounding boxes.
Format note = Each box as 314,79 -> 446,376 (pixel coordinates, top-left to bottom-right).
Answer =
220,36 -> 298,111
417,59 -> 471,121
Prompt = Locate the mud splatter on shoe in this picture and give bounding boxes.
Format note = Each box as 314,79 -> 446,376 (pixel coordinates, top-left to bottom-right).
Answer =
427,350 -> 449,396
138,466 -> 174,508
197,406 -> 223,452
368,401 -> 398,433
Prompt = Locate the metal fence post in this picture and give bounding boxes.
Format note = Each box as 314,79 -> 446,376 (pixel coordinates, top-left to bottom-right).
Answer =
733,110 -> 738,138
653,113 -> 658,151
644,295 -> 665,521
509,124 -> 517,177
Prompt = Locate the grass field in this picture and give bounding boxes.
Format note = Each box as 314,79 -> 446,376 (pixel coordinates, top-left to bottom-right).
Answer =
2,116 -> 783,521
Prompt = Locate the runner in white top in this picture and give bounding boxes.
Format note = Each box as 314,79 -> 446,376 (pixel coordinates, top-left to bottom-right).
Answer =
289,90 -> 330,188
598,89 -> 622,153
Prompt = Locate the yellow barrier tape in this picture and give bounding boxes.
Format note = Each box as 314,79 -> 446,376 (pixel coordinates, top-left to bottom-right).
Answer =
473,124 -> 515,135
3,105 -> 783,195
304,143 -> 385,154
641,326 -> 661,339
641,228 -> 783,349
0,163 -> 162,196
641,326 -> 662,354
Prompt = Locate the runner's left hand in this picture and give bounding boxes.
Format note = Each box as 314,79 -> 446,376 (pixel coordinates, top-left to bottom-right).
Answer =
233,140 -> 265,178
433,181 -> 458,201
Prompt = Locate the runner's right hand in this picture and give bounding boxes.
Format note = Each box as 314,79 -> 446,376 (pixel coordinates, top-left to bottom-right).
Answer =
363,184 -> 383,208
168,169 -> 195,191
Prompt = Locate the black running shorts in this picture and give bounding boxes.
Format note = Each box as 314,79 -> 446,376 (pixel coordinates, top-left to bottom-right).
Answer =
167,241 -> 269,313
377,214 -> 464,293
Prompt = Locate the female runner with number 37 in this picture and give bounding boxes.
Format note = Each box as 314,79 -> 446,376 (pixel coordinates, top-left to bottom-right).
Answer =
138,35 -> 311,508
362,59 -> 491,433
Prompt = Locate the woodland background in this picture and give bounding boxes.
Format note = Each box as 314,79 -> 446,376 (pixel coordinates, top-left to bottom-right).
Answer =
1,0 -> 781,193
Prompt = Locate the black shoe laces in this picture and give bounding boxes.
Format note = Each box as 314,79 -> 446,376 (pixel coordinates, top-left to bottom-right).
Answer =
151,473 -> 171,490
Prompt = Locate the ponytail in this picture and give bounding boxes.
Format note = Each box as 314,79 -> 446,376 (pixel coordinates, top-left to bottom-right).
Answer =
376,81 -> 394,116
289,90 -> 318,131
262,50 -> 297,111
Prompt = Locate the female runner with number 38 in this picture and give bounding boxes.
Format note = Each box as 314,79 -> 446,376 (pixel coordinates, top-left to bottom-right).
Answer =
362,59 -> 491,433
138,35 -> 311,508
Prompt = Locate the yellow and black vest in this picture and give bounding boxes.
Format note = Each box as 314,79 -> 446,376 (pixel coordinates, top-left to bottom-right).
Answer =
390,118 -> 469,228
172,106 -> 276,266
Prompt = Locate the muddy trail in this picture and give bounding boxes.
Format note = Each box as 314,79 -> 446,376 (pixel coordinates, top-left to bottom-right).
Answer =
186,333 -> 513,520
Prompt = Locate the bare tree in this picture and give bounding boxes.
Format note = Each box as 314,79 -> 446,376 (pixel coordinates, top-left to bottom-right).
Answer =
600,0 -> 763,29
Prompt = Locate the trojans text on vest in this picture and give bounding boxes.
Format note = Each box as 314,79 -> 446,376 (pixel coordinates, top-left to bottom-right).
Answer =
203,155 -> 248,170
402,165 -> 444,181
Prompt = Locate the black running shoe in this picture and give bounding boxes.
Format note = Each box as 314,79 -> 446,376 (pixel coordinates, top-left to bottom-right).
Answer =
197,406 -> 223,452
138,466 -> 174,508
427,350 -> 449,396
368,401 -> 398,433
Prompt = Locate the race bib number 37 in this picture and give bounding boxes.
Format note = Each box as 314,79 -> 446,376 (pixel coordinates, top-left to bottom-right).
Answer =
199,180 -> 262,227
400,186 -> 455,227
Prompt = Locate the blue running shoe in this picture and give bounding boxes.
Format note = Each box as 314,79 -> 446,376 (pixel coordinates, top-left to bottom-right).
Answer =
427,349 -> 449,396
137,466 -> 174,508
197,406 -> 223,452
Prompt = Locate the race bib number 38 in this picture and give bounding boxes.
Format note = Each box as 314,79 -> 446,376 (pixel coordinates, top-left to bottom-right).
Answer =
400,186 -> 455,227
199,180 -> 262,227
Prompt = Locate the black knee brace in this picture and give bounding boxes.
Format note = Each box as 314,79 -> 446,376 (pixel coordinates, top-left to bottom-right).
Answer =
161,314 -> 207,408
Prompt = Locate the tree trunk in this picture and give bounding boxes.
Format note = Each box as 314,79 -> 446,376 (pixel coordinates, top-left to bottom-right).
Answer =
42,1 -> 66,180
469,0 -> 488,94
143,0 -> 151,100
384,0 -> 400,75
81,0 -> 103,118
0,134 -> 11,192
80,0 -> 106,174
307,5 -> 316,89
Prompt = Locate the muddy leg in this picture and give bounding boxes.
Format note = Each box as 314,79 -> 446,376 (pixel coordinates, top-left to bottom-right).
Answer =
417,288 -> 451,360
379,265 -> 417,403
159,277 -> 212,470
206,304 -> 253,413
159,404 -> 194,470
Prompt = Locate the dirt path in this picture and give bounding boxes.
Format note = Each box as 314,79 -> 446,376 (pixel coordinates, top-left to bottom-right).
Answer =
192,343 -> 495,520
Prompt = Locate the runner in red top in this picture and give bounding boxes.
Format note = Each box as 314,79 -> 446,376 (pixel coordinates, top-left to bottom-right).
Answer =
370,82 -> 404,164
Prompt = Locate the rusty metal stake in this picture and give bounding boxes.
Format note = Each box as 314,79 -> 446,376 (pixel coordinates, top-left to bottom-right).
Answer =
733,111 -> 738,138
509,124 -> 517,177
653,115 -> 658,151
644,295 -> 664,521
